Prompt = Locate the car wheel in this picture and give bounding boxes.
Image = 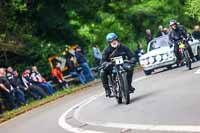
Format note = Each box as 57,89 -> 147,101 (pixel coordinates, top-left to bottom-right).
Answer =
197,47 -> 200,60
144,70 -> 152,75
167,65 -> 172,70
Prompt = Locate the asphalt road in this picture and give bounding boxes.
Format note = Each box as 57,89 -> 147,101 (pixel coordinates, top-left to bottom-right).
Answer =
1,62 -> 200,133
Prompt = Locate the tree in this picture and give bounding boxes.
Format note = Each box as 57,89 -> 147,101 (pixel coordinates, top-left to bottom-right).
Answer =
185,0 -> 200,22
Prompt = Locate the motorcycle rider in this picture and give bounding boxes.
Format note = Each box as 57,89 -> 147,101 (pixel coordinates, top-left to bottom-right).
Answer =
100,33 -> 136,97
169,19 -> 196,65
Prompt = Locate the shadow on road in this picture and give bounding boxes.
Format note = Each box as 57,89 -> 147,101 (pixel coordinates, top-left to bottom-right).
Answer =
182,64 -> 200,72
152,65 -> 178,75
130,90 -> 163,104
152,68 -> 168,75
191,65 -> 200,70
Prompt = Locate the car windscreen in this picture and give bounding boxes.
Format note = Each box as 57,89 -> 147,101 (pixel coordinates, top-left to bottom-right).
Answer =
149,36 -> 170,51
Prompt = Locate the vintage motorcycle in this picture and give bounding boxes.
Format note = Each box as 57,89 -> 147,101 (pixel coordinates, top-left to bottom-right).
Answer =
99,56 -> 134,104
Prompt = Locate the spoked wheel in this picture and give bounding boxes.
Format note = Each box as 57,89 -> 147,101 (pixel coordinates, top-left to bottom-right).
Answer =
167,65 -> 172,70
197,47 -> 200,60
183,50 -> 191,70
111,78 -> 122,104
119,72 -> 130,104
115,82 -> 122,104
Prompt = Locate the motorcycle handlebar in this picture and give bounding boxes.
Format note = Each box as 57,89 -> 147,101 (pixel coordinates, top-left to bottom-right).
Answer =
99,60 -> 135,70
124,60 -> 135,64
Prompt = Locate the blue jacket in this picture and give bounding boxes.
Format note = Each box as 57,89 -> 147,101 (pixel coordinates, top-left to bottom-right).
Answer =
75,51 -> 87,64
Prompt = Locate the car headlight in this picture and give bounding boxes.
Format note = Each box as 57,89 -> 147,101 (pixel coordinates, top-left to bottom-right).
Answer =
155,55 -> 162,62
162,54 -> 168,60
148,57 -> 155,64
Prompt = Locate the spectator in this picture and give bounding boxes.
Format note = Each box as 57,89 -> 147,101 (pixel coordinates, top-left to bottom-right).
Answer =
0,68 -> 17,110
6,67 -> 26,106
13,71 -> 38,99
156,25 -> 165,37
134,42 -> 145,63
192,25 -> 200,40
0,92 -> 4,115
146,29 -> 153,44
163,27 -> 169,35
31,66 -> 55,95
92,44 -> 102,66
12,70 -> 37,100
51,62 -> 69,89
22,69 -> 47,99
75,47 -> 95,82
66,55 -> 87,85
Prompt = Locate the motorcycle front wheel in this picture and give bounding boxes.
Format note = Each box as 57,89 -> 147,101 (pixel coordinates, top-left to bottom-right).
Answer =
119,72 -> 130,104
183,50 -> 191,70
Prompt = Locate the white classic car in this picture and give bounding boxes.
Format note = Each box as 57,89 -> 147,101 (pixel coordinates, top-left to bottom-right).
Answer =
139,35 -> 200,75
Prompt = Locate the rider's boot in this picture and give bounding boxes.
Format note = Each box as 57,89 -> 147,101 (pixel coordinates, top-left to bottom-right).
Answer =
129,86 -> 135,93
105,88 -> 111,97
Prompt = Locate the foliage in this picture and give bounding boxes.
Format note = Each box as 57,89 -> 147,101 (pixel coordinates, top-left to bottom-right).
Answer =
0,0 -> 199,76
185,0 -> 200,22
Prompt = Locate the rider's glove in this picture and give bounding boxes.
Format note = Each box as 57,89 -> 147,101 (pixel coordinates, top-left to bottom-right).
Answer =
130,58 -> 136,64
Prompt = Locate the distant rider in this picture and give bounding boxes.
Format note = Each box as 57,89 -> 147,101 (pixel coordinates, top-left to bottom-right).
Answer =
169,19 -> 196,65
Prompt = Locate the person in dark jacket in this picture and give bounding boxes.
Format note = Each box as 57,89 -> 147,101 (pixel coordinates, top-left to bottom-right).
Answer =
0,68 -> 17,110
146,29 -> 153,44
6,67 -> 26,106
192,25 -> 200,40
156,25 -> 165,37
0,92 -> 3,115
66,55 -> 87,84
163,27 -> 169,35
22,69 -> 47,99
101,33 -> 136,97
75,47 -> 95,82
169,19 -> 196,64
12,70 -> 40,100
134,42 -> 145,63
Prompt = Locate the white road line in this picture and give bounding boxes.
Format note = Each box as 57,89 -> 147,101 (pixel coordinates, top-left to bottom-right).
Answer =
133,76 -> 148,82
195,69 -> 200,74
59,76 -> 148,133
58,94 -> 105,133
70,75 -> 200,133
74,93 -> 200,133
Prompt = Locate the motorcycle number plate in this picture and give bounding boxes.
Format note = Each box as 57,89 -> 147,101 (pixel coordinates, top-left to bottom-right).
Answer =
113,56 -> 124,65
